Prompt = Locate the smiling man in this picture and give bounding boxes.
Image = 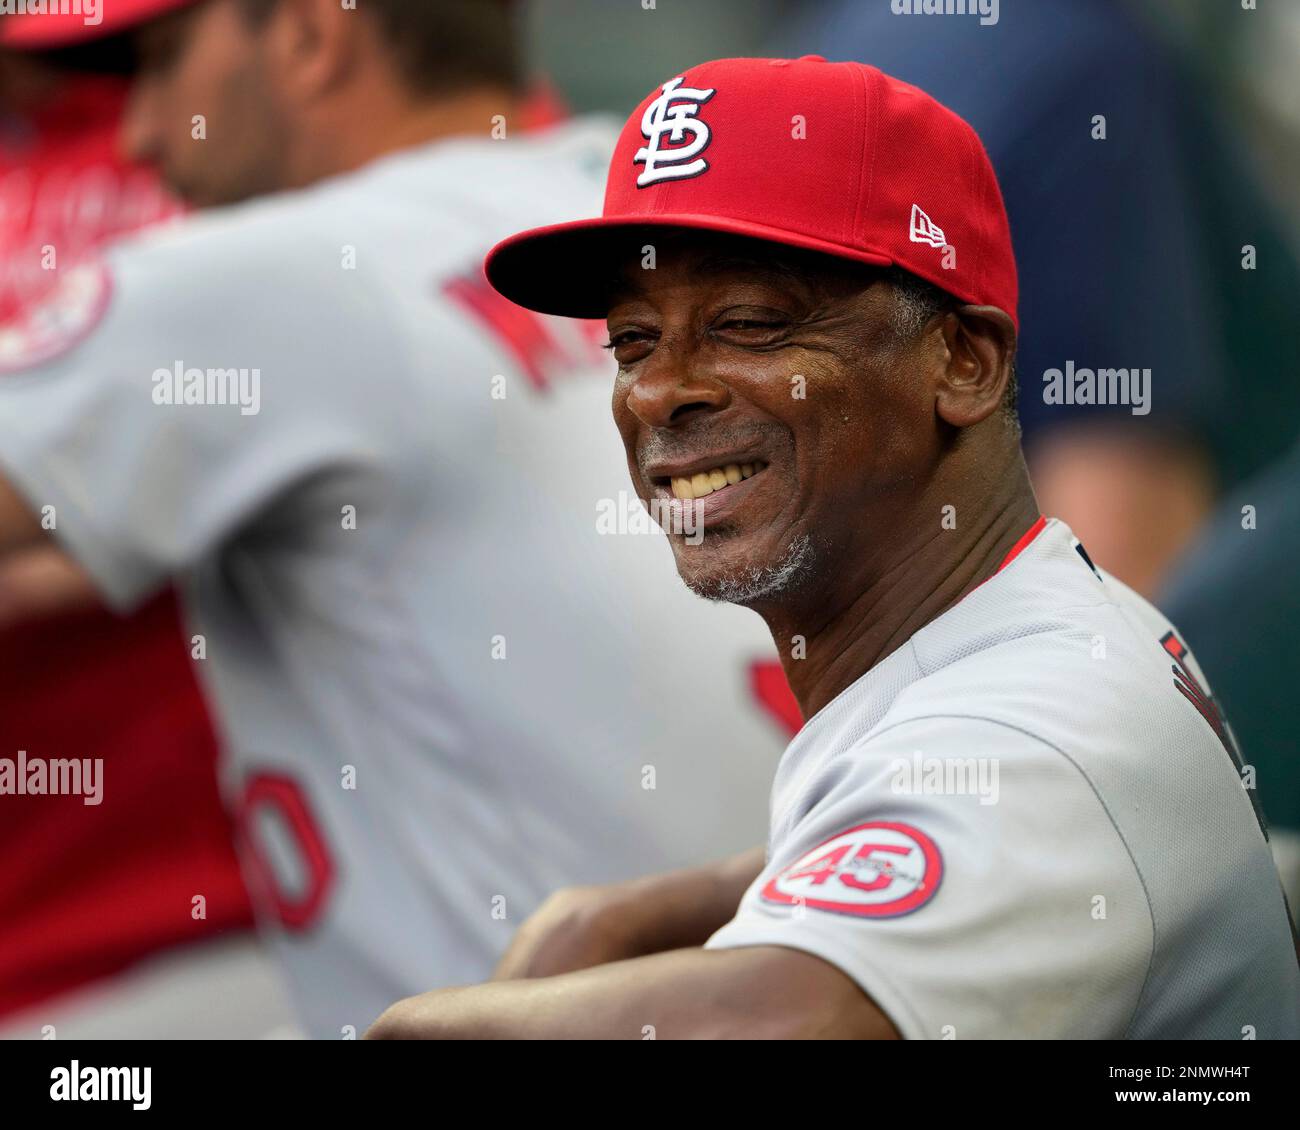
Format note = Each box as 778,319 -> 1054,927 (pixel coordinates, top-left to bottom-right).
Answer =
367,56 -> 1300,1040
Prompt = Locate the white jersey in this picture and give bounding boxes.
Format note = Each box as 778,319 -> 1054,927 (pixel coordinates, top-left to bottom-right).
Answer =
707,518 -> 1299,1039
0,119 -> 789,1036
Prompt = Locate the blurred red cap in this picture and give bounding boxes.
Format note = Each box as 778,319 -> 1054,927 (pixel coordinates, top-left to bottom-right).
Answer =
0,0 -> 197,50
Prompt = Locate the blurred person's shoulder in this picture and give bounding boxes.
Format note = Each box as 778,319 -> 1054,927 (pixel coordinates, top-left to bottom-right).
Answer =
0,119 -> 619,377
99,115 -> 619,305
297,113 -> 618,228
334,113 -> 620,248
0,178 -> 404,378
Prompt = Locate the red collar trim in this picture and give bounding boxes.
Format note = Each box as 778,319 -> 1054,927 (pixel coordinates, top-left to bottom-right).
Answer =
995,515 -> 1047,574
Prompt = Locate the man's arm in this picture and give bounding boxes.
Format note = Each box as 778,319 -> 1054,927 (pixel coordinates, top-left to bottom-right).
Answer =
0,474 -> 101,626
0,474 -> 45,555
368,944 -> 898,1040
0,543 -> 101,628
493,846 -> 765,980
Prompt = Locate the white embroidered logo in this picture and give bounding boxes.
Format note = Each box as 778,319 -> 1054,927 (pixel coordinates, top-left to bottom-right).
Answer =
909,203 -> 948,249
634,76 -> 717,187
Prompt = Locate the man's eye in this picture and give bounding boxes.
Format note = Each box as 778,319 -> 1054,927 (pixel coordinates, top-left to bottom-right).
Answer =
605,330 -> 652,350
714,318 -> 786,340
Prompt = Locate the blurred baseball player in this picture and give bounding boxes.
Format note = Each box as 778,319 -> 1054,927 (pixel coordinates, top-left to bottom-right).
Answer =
0,2 -> 789,1037
0,36 -> 272,1038
370,56 -> 1300,1039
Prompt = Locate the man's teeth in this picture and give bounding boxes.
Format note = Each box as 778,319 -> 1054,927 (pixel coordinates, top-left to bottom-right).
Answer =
671,462 -> 766,500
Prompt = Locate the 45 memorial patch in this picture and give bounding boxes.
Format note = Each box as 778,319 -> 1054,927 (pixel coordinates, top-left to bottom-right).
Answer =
761,821 -> 943,918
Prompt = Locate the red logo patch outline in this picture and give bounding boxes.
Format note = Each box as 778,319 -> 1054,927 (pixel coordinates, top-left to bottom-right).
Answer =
0,261 -> 114,374
761,821 -> 943,918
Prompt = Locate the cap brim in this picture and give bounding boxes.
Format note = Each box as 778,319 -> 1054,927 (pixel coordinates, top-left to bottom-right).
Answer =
485,215 -> 893,319
0,0 -> 192,49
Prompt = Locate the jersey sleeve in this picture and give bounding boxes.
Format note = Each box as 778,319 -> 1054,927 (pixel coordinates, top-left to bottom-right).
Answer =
705,715 -> 1154,1039
0,222 -> 413,610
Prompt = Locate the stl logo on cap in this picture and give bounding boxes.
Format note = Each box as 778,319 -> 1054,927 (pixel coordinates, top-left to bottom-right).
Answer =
634,76 -> 717,188
761,821 -> 943,918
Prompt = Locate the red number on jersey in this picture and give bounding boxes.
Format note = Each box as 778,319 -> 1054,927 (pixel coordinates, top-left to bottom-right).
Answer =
233,772 -> 335,932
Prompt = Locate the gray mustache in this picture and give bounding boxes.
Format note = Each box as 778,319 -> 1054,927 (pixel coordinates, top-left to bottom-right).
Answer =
637,420 -> 790,475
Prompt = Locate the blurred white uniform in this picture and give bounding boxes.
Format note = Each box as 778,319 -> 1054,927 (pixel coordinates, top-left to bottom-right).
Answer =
708,519 -> 1300,1039
0,120 -> 786,1036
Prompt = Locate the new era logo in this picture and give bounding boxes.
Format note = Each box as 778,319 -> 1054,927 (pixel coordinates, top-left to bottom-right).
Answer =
909,203 -> 948,249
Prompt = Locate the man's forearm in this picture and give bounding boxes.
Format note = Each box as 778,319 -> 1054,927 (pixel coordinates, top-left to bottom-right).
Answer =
614,845 -> 766,955
490,846 -> 767,981
369,944 -> 894,1041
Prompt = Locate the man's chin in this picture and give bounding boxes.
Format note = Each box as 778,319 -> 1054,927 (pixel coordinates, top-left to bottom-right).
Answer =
672,533 -> 815,606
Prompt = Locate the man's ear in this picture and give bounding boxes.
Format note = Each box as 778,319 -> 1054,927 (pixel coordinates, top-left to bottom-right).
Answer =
933,305 -> 1016,428
272,0 -> 362,102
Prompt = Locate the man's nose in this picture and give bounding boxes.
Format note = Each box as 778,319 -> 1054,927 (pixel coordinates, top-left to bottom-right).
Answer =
624,340 -> 730,428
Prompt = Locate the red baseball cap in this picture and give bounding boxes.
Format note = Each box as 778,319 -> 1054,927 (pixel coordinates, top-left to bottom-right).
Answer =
0,0 -> 196,50
486,55 -> 1018,329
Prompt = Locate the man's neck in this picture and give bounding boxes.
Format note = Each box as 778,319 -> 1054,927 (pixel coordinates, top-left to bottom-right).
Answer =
291,86 -> 521,190
762,464 -> 1040,722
